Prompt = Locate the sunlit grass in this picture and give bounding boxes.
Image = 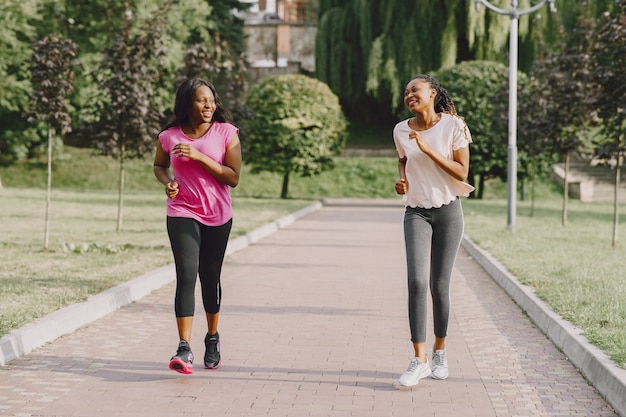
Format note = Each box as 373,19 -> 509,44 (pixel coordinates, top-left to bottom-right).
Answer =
463,191 -> 626,368
0,187 -> 312,337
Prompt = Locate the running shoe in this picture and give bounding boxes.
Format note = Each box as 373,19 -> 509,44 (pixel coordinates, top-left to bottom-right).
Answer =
431,349 -> 449,380
204,332 -> 221,369
395,357 -> 431,388
169,340 -> 194,374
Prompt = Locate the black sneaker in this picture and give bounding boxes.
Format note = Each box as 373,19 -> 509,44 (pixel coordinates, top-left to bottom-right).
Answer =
204,332 -> 221,369
169,340 -> 194,374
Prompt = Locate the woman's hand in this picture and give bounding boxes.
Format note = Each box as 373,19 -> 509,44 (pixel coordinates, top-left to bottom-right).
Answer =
172,143 -> 201,161
165,181 -> 179,199
395,178 -> 408,195
408,130 -> 432,155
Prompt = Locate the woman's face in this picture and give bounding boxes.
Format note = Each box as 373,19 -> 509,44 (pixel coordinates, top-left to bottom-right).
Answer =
403,79 -> 436,113
189,85 -> 217,124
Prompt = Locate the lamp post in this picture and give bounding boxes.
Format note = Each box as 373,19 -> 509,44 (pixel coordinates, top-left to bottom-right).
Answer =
474,0 -> 556,232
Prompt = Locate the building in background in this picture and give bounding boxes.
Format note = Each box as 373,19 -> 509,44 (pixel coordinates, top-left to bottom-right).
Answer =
238,0 -> 317,84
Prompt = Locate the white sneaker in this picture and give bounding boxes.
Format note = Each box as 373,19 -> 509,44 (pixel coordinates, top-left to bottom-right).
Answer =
431,349 -> 448,380
396,357 -> 432,387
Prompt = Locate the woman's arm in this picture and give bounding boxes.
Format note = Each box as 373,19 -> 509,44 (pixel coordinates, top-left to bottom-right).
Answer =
153,143 -> 179,198
171,134 -> 242,187
395,157 -> 408,195
411,131 -> 470,181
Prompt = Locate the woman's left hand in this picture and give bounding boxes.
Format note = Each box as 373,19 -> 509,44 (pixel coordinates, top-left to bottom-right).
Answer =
409,130 -> 432,155
172,143 -> 201,160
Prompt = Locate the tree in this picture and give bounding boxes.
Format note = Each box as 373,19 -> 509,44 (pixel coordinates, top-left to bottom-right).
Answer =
315,0 -> 618,129
436,61 -> 520,199
590,0 -> 626,246
176,0 -> 250,117
516,76 -> 559,216
244,74 -> 348,199
26,34 -> 78,249
525,15 -> 596,226
0,0 -> 40,166
86,1 -> 171,231
316,0 -> 548,125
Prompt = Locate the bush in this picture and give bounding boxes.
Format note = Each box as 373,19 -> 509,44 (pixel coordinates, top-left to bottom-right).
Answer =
243,74 -> 348,198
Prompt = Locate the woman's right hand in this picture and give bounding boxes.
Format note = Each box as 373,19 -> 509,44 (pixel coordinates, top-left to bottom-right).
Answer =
395,178 -> 408,195
165,181 -> 179,199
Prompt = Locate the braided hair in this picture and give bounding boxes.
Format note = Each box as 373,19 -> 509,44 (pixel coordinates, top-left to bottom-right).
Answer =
410,74 -> 457,115
410,74 -> 470,140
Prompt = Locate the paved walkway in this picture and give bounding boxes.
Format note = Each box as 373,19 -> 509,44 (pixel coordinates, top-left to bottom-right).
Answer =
0,202 -> 621,416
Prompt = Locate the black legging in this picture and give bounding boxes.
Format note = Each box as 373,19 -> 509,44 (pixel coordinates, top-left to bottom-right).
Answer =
167,216 -> 232,317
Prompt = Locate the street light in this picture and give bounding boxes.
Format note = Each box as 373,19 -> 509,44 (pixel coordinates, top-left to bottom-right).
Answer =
474,0 -> 556,232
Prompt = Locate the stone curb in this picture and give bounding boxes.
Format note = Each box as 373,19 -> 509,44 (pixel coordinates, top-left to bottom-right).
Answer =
462,236 -> 626,417
0,201 -> 322,367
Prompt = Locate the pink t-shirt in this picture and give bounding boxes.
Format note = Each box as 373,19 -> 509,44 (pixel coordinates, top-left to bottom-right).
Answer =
393,113 -> 474,209
159,122 -> 238,226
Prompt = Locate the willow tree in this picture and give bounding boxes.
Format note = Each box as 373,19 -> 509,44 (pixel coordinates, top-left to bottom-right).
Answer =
316,0 -> 614,126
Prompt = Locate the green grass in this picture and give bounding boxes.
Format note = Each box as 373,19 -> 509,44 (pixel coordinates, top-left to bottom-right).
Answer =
0,187 -> 313,337
1,146 -> 625,369
463,186 -> 626,368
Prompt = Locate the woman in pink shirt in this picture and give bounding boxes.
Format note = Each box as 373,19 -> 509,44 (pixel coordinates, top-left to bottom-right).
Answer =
393,75 -> 473,388
154,78 -> 242,375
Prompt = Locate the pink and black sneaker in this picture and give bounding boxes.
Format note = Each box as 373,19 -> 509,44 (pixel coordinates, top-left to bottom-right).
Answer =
169,340 -> 194,374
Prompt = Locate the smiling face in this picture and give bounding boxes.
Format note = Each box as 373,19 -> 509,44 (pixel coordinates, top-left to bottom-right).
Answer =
189,85 -> 217,125
403,79 -> 436,113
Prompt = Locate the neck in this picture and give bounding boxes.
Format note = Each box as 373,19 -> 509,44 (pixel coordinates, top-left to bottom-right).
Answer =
413,111 -> 440,130
183,121 -> 212,138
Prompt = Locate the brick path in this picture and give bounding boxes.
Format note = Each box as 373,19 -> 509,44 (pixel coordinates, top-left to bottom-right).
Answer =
0,203 -> 619,416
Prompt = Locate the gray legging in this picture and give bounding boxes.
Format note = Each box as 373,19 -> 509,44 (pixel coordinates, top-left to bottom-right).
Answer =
167,216 -> 232,318
403,198 -> 464,343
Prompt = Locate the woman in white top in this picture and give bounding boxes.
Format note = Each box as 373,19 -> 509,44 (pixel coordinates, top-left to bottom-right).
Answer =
393,74 -> 474,388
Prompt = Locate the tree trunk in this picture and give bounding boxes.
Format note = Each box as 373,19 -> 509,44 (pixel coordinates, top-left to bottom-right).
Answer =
530,176 -> 536,217
281,171 -> 290,199
116,146 -> 125,232
612,155 -> 621,247
43,126 -> 53,249
478,174 -> 485,199
562,151 -> 569,226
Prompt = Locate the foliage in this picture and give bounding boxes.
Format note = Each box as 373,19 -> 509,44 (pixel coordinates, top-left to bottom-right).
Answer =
516,75 -> 560,213
436,61 -> 521,198
243,74 -> 348,198
590,0 -> 626,245
0,0 -> 41,163
315,0 -> 619,129
26,34 -> 79,248
81,1 -> 172,231
176,0 -> 250,118
316,0 -> 551,123
27,35 -> 79,138
522,5 -> 597,224
591,1 -> 626,160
